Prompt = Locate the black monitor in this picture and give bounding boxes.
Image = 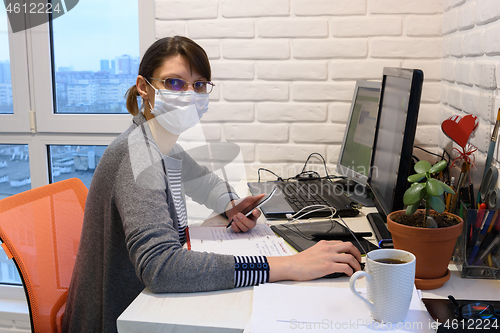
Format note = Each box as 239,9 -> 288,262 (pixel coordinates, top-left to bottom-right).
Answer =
366,67 -> 423,242
336,80 -> 381,185
335,80 -> 380,206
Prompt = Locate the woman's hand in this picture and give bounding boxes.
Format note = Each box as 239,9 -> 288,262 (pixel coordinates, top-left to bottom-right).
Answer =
267,240 -> 362,282
225,194 -> 265,233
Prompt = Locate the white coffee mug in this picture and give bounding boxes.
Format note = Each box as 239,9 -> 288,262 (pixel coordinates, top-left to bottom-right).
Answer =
349,248 -> 416,323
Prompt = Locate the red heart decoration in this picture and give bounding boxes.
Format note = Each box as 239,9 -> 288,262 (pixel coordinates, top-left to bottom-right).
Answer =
441,114 -> 479,148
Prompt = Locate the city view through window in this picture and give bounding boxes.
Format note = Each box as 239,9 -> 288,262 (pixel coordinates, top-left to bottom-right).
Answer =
1,56 -> 139,114
54,55 -> 139,114
51,0 -> 139,114
0,60 -> 11,114
0,7 -> 12,114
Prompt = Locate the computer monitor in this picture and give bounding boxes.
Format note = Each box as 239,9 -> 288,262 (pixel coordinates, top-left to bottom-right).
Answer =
366,67 -> 423,242
336,80 -> 381,188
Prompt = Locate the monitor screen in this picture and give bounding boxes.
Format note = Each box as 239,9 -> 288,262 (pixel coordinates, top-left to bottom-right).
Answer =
337,80 -> 381,186
368,67 -> 423,219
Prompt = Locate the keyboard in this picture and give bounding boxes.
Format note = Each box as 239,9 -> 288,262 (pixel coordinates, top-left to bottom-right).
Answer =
278,182 -> 331,213
366,212 -> 393,248
248,179 -> 359,218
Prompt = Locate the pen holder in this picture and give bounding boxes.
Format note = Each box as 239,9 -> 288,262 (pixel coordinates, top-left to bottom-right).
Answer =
454,207 -> 500,279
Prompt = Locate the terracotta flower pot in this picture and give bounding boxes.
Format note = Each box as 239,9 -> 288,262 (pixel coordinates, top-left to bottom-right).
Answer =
387,210 -> 463,290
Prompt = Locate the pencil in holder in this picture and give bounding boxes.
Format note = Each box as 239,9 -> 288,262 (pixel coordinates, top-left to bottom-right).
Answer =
454,207 -> 500,279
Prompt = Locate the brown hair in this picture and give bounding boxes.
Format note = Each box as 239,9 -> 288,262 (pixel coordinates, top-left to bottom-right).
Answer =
125,36 -> 211,116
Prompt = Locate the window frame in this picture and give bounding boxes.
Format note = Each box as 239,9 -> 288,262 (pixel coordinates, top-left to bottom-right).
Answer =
33,0 -> 155,134
0,15 -> 31,133
0,0 -> 155,290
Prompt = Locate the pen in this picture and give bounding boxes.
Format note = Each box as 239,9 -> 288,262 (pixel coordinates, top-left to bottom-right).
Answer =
478,211 -> 500,250
225,207 -> 258,228
474,234 -> 500,265
466,208 -> 477,243
226,191 -> 272,228
445,177 -> 455,212
226,210 -> 252,228
482,210 -> 499,240
311,232 -> 373,240
450,162 -> 470,214
222,177 -> 237,228
468,203 -> 487,247
468,210 -> 495,265
482,108 -> 500,182
469,183 -> 475,210
490,253 -> 499,268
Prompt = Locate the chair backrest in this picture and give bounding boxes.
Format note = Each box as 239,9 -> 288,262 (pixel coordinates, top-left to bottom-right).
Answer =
0,178 -> 88,333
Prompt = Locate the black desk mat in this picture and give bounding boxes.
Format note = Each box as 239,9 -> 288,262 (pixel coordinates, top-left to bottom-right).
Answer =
271,220 -> 378,255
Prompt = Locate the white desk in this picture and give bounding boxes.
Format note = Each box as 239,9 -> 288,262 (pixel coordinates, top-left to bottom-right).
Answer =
117,208 -> 500,333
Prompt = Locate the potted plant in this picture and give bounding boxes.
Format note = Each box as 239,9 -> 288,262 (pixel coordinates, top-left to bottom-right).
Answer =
386,160 -> 463,290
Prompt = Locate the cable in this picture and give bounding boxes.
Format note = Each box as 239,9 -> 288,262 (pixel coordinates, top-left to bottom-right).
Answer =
413,146 -> 452,183
256,153 -> 347,184
297,152 -> 330,180
414,146 -> 450,163
337,216 -> 367,255
280,205 -> 337,241
284,204 -> 336,224
257,168 -> 284,182
279,204 -> 367,256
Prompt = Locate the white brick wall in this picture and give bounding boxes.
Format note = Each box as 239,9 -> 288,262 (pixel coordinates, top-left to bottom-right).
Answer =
440,0 -> 500,189
155,0 -> 444,181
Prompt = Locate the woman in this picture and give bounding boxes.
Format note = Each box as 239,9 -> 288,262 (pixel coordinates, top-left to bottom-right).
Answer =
62,36 -> 361,333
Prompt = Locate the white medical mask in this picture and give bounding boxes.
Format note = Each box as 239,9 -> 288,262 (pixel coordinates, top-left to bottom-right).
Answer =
146,81 -> 209,135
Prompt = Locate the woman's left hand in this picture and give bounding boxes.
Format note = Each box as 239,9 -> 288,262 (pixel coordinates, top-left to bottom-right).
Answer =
225,194 -> 264,233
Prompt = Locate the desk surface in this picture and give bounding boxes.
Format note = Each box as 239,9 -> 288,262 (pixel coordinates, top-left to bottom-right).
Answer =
117,207 -> 500,333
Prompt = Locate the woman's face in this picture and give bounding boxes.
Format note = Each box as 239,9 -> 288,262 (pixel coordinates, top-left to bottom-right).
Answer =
147,54 -> 204,105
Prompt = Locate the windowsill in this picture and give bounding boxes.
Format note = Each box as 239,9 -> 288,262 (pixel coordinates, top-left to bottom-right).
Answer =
0,284 -> 29,321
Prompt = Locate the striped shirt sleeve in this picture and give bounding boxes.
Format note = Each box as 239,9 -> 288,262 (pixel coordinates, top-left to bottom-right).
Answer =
234,256 -> 269,288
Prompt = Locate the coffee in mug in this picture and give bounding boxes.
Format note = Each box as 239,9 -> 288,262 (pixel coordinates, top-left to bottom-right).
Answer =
373,258 -> 408,264
349,248 -> 416,323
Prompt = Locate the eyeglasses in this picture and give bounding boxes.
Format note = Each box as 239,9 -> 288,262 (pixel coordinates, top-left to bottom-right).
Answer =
448,295 -> 500,320
150,77 -> 214,94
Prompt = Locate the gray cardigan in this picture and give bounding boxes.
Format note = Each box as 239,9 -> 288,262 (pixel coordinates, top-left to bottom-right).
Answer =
63,114 -> 237,333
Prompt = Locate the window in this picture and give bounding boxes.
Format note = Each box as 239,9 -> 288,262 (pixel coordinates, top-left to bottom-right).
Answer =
0,0 -> 154,290
0,144 -> 29,285
0,144 -> 30,199
0,248 -> 21,284
0,7 -> 13,114
51,0 -> 140,114
48,145 -> 106,188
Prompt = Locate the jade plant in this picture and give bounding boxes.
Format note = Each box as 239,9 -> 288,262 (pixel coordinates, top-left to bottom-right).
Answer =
403,160 -> 455,227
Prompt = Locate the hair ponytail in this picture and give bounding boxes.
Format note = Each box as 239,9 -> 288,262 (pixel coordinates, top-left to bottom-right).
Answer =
125,85 -> 140,116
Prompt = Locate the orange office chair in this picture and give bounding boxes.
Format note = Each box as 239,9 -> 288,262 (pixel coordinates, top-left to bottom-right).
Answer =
0,178 -> 88,333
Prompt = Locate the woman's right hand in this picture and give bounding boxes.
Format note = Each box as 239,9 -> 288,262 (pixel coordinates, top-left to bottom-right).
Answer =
267,240 -> 362,282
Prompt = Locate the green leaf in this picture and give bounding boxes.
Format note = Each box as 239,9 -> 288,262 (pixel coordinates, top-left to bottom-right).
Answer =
429,196 -> 445,213
403,183 -> 426,205
408,173 -> 426,183
441,182 -> 455,195
414,160 -> 432,173
406,202 -> 420,215
429,160 -> 447,174
427,178 -> 444,196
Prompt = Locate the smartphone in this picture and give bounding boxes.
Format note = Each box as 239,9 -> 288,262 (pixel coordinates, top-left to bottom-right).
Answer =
241,187 -> 277,217
226,187 -> 277,228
